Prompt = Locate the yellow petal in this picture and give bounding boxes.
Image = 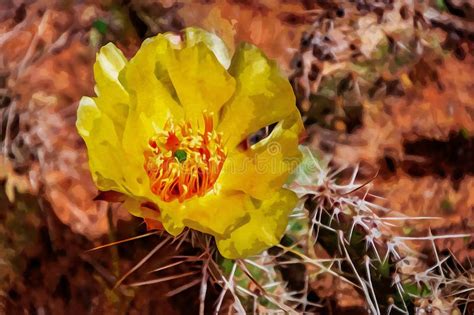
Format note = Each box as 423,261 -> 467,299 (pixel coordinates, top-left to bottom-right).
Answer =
78,43 -> 157,199
93,43 -> 129,135
121,30 -> 235,180
121,34 -> 183,168
118,35 -> 186,199
218,112 -> 303,200
77,97 -> 152,198
167,41 -> 235,124
157,190 -> 251,237
124,34 -> 183,121
76,97 -> 128,193
218,43 -> 297,149
123,197 -> 160,221
183,27 -> 232,69
77,98 -> 153,199
94,42 -> 128,97
215,188 -> 297,259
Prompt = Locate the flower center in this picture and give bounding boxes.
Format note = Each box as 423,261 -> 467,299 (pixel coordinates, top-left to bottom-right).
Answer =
144,113 -> 226,202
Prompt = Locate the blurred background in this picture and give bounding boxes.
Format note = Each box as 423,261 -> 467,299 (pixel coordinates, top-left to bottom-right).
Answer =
0,0 -> 473,314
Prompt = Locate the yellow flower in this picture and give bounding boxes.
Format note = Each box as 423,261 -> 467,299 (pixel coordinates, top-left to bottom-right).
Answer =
77,28 -> 303,259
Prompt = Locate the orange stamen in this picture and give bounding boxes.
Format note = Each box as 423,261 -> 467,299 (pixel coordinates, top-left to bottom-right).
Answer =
144,113 -> 226,203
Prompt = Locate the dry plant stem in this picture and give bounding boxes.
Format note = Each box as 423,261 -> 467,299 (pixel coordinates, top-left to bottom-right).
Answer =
165,278 -> 202,297
128,271 -> 200,287
302,181 -> 413,314
199,250 -> 211,315
77,148 -> 472,314
114,236 -> 171,288
214,261 -> 238,314
107,206 -> 120,279
291,148 -> 474,314
147,256 -> 202,273
86,231 -> 159,252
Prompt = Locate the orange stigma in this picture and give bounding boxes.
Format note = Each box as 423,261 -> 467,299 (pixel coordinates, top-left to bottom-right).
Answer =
144,113 -> 226,202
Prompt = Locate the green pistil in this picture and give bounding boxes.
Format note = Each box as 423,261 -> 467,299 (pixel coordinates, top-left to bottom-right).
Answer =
174,149 -> 187,163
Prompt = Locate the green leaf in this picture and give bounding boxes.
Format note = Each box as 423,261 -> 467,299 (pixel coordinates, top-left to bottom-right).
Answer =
436,0 -> 447,11
93,19 -> 108,35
